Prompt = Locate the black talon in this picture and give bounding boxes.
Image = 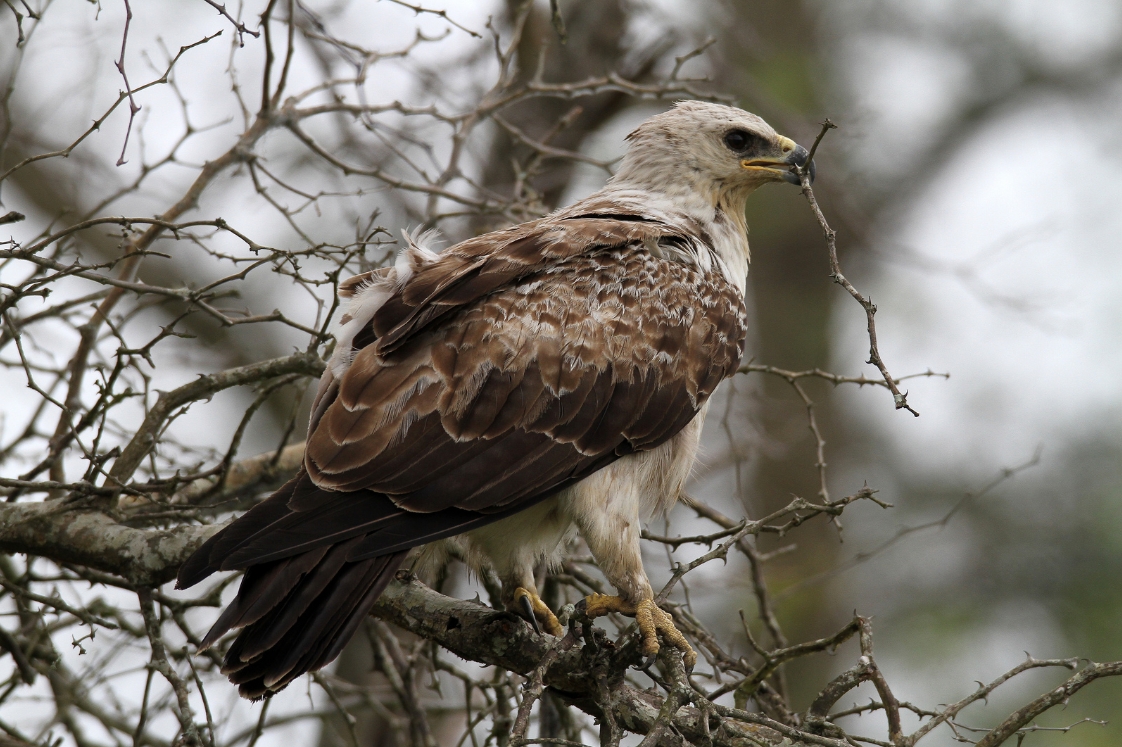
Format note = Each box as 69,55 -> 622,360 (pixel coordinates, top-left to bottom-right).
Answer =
638,653 -> 657,671
518,594 -> 542,634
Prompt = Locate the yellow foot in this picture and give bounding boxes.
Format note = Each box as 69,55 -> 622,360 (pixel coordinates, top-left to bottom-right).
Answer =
512,587 -> 563,636
577,594 -> 697,670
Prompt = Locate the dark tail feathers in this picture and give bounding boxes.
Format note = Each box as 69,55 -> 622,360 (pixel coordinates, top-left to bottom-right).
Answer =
177,474 -> 408,699
206,544 -> 406,699
177,467 -> 538,698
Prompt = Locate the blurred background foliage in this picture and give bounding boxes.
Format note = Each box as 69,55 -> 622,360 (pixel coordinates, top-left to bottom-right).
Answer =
701,1 -> 1122,743
2,0 -> 1122,745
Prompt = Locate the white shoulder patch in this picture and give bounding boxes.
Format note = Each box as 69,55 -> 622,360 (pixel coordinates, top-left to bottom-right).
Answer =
328,229 -> 442,379
395,228 -> 441,284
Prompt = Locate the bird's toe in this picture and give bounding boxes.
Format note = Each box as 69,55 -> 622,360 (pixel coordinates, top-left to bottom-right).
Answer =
512,587 -> 562,637
635,598 -> 696,671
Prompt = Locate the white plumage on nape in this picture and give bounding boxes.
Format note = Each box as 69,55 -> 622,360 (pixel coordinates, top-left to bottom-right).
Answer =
177,100 -> 813,699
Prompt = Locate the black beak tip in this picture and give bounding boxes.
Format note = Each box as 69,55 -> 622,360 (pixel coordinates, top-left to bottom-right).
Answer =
783,143 -> 815,185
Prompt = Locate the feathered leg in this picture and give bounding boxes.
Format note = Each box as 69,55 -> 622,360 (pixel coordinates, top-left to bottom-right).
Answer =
461,498 -> 569,636
567,465 -> 697,669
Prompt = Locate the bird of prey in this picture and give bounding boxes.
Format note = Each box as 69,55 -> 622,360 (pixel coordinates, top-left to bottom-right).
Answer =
177,101 -> 813,699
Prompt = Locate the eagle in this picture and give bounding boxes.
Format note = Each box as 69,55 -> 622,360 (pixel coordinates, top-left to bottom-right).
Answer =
177,101 -> 812,699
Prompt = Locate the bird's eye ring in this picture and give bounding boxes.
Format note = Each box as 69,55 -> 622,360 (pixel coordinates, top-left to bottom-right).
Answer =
724,129 -> 752,152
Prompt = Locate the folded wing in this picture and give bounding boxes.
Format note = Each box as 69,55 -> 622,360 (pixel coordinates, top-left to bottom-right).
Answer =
177,215 -> 746,698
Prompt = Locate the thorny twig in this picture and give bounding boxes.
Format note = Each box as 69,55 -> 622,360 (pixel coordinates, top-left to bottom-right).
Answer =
114,0 -> 142,167
201,0 -> 260,45
385,0 -> 481,38
775,450 -> 1042,600
797,120 -> 919,416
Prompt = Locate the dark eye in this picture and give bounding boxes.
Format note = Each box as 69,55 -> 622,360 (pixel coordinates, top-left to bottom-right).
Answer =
724,129 -> 752,152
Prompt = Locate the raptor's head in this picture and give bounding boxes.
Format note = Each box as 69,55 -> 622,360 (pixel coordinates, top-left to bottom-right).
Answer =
613,101 -> 813,203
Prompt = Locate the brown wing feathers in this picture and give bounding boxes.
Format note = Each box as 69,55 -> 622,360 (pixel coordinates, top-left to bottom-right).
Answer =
177,218 -> 747,699
370,218 -> 669,356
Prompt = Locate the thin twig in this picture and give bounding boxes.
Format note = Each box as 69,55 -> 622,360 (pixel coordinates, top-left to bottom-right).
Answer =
114,0 -> 142,166
201,0 -> 260,44
797,120 -> 918,416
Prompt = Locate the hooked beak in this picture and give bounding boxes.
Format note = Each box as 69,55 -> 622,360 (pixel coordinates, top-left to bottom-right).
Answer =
782,143 -> 815,185
739,136 -> 815,185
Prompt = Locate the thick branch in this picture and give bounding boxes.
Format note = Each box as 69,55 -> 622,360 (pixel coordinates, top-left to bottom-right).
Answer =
0,500 -> 217,586
373,574 -> 787,746
973,663 -> 1122,747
